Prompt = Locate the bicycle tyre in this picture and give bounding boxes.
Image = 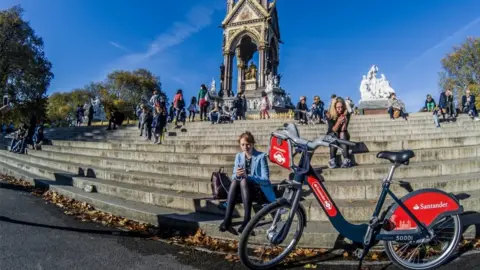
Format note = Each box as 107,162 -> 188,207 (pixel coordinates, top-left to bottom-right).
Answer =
238,200 -> 305,270
384,214 -> 461,270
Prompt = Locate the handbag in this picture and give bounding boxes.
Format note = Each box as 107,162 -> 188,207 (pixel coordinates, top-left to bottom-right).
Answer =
210,167 -> 231,199
393,109 -> 401,119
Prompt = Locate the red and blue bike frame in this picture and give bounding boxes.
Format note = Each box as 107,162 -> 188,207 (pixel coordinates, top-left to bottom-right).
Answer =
277,151 -> 463,248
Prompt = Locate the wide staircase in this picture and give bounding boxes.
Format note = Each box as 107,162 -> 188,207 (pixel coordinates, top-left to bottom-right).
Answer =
1,113 -> 480,248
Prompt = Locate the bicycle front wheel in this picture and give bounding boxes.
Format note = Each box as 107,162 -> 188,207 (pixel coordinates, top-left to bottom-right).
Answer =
238,200 -> 305,270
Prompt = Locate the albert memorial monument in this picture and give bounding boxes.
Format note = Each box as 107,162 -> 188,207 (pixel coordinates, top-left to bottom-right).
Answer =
218,0 -> 293,111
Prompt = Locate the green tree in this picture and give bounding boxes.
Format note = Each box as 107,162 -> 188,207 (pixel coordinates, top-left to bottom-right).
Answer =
106,68 -> 165,105
439,37 -> 480,108
46,89 -> 91,121
0,5 -> 53,123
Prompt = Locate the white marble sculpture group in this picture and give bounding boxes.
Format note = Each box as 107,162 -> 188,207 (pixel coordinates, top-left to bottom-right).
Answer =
359,65 -> 395,101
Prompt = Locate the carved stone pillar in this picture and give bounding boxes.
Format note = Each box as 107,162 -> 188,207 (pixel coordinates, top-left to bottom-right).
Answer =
236,48 -> 246,94
237,61 -> 246,94
258,47 -> 265,88
222,52 -> 233,97
227,53 -> 234,96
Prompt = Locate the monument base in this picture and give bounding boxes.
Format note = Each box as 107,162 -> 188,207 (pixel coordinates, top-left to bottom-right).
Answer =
358,99 -> 389,115
221,86 -> 293,112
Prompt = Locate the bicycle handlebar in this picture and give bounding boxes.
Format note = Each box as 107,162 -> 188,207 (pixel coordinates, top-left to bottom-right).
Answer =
272,127 -> 356,152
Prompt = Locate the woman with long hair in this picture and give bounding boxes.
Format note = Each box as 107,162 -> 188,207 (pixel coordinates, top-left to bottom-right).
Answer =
325,97 -> 352,168
259,91 -> 270,119
219,131 -> 276,235
198,84 -> 209,121
173,89 -> 185,126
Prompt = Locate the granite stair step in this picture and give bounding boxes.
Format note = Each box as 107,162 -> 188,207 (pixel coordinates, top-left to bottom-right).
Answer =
23,148 -> 480,181
51,134 -> 480,153
0,159 -> 352,248
41,143 -> 480,166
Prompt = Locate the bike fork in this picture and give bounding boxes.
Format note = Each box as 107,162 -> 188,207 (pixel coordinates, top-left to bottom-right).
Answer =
271,181 -> 303,245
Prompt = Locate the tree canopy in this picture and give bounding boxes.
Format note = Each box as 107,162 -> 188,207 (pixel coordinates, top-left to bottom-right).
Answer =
46,89 -> 92,121
439,37 -> 480,107
0,5 -> 53,123
46,69 -> 167,122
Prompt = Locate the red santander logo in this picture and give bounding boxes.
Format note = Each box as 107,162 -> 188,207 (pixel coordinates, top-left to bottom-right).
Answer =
307,176 -> 337,217
273,151 -> 286,165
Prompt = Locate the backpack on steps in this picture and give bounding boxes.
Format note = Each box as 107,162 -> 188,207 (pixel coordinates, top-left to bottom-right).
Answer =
210,167 -> 231,199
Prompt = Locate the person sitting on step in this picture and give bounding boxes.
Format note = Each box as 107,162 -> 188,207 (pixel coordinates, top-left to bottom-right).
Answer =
32,125 -> 44,150
423,94 -> 436,112
9,124 -> 28,153
219,131 -> 277,235
106,108 -> 125,130
387,93 -> 407,120
326,97 -> 352,168
439,88 -> 456,119
295,96 -> 308,124
461,89 -> 480,121
209,102 -> 221,124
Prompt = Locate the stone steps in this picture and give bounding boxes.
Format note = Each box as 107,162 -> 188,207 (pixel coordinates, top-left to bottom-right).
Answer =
48,128 -> 480,143
3,147 -> 480,200
0,158 -> 346,248
20,146 -> 480,181
51,134 -> 480,153
0,150 -> 480,240
40,143 -> 480,166
45,119 -> 479,137
3,112 -> 480,248
2,150 -> 479,223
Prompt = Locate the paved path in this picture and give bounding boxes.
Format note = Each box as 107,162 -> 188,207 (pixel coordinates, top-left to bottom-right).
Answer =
1,184 -> 480,270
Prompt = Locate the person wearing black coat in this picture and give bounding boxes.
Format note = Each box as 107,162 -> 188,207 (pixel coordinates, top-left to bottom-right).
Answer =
152,105 -> 168,144
295,96 -> 308,124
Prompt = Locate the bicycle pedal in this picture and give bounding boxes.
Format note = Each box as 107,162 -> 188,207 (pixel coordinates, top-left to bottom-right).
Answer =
353,248 -> 364,259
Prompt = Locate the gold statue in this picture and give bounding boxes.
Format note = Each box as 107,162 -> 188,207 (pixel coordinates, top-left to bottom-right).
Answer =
245,62 -> 257,80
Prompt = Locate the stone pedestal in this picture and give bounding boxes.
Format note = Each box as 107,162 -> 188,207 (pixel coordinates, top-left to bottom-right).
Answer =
245,79 -> 257,92
358,99 -> 389,115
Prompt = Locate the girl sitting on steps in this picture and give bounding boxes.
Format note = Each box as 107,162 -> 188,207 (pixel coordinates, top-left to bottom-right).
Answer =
219,131 -> 277,235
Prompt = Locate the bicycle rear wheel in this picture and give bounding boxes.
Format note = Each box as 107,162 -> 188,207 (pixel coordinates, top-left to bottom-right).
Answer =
238,200 -> 305,270
384,214 -> 461,270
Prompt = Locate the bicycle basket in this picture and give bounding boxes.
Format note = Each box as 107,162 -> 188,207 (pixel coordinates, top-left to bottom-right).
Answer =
267,133 -> 293,170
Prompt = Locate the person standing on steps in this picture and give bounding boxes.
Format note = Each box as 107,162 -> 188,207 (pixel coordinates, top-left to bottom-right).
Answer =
172,89 -> 185,127
219,132 -> 276,235
87,102 -> 94,126
152,104 -> 167,144
259,91 -> 270,119
188,96 -> 197,122
198,84 -> 209,121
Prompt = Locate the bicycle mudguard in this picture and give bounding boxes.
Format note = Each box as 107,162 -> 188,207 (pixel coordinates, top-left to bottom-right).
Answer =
381,188 -> 463,233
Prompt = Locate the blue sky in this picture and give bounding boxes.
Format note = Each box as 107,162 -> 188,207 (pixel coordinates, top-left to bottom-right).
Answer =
2,0 -> 480,111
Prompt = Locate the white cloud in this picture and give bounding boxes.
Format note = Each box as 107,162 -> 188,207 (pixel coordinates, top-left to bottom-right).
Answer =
171,76 -> 187,85
118,4 -> 220,67
400,16 -> 480,71
393,16 -> 480,112
109,41 -> 129,52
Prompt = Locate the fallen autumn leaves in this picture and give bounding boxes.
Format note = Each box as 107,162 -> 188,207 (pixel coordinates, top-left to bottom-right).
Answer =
2,173 -> 480,267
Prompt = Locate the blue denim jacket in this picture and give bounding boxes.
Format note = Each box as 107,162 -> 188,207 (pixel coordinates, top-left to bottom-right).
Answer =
232,149 -> 277,202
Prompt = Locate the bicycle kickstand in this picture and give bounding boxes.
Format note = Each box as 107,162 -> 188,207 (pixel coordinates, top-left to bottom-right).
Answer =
354,245 -> 371,270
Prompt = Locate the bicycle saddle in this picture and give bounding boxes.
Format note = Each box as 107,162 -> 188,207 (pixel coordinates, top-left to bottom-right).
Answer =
376,150 -> 415,165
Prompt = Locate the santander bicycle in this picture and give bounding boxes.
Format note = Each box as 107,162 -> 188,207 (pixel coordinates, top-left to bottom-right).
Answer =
238,123 -> 464,270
